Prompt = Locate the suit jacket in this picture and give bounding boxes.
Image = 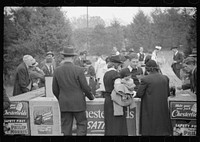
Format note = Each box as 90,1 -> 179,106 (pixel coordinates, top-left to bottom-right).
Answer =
13,62 -> 31,96
172,52 -> 183,69
136,72 -> 172,135
52,62 -> 94,112
41,64 -> 54,76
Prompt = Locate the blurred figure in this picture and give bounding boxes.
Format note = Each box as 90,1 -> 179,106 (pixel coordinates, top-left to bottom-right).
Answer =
143,54 -> 152,75
137,47 -> 145,62
151,46 -> 162,63
74,51 -> 87,67
41,56 -> 55,77
136,60 -> 173,136
177,57 -> 197,94
4,87 -> 10,111
13,55 -> 36,96
170,46 -> 184,79
112,47 -> 120,55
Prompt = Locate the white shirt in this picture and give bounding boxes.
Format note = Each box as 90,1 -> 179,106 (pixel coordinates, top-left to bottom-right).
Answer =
174,50 -> 178,56
151,50 -> 157,63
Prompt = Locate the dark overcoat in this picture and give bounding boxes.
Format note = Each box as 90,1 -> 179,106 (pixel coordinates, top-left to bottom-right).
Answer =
136,72 -> 173,136
171,52 -> 184,78
13,62 -> 31,96
52,62 -> 94,112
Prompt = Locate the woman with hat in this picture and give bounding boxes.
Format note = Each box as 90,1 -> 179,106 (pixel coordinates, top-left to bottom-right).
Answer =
151,46 -> 162,63
103,55 -> 128,135
52,46 -> 94,136
136,60 -> 173,136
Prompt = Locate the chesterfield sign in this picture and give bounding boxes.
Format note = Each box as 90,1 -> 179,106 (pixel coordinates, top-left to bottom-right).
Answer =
170,101 -> 196,120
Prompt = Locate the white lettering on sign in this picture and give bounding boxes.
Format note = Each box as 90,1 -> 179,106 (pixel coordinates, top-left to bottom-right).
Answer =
86,110 -> 104,119
4,110 -> 27,116
126,107 -> 135,119
87,121 -> 105,130
183,129 -> 196,136
171,110 -> 196,118
10,130 -> 28,134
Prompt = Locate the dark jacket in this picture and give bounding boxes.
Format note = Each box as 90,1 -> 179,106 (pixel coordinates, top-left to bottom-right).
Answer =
41,64 -> 54,76
172,52 -> 183,70
13,62 -> 31,96
182,67 -> 197,94
136,72 -> 173,136
52,62 -> 94,112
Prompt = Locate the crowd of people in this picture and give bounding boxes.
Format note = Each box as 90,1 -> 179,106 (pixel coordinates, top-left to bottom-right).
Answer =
3,45 -> 197,136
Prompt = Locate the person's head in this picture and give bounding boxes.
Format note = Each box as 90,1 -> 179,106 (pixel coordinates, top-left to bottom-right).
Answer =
120,48 -> 127,56
144,54 -> 152,64
122,55 -> 131,68
60,46 -> 78,61
145,59 -> 159,74
113,47 -> 118,52
170,46 -> 178,54
83,59 -> 92,68
23,55 -> 38,69
120,69 -> 132,81
182,57 -> 196,73
79,51 -> 87,60
45,56 -> 53,65
139,47 -> 144,53
46,51 -> 54,58
129,53 -> 139,68
107,55 -> 123,71
155,46 -> 162,53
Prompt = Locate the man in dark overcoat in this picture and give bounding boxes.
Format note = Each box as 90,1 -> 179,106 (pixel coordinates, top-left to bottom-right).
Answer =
136,60 -> 173,136
13,55 -> 37,96
171,46 -> 184,79
52,46 -> 94,136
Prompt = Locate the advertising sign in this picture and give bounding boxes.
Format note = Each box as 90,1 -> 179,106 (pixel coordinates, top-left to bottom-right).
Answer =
3,119 -> 30,135
170,101 -> 196,120
172,120 -> 196,136
4,101 -> 29,118
86,100 -> 105,136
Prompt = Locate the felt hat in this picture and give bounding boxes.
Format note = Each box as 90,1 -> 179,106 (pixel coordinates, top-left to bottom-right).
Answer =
145,59 -> 158,69
120,68 -> 131,78
109,55 -> 123,64
60,46 -> 77,56
46,51 -> 54,57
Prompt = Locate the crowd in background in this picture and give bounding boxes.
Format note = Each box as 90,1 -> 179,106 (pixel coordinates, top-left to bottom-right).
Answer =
3,45 -> 197,136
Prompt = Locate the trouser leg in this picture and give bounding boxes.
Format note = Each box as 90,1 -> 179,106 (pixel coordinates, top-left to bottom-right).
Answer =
61,112 -> 73,135
74,111 -> 87,136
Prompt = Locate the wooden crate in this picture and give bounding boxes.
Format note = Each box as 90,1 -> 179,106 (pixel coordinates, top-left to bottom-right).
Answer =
29,96 -> 62,136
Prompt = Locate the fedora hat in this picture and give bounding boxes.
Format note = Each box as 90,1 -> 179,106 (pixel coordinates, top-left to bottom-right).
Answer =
46,51 -> 54,57
60,46 -> 78,56
109,55 -> 123,64
145,59 -> 158,69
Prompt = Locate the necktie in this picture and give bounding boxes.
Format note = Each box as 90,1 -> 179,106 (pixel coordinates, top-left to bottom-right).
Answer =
49,65 -> 52,75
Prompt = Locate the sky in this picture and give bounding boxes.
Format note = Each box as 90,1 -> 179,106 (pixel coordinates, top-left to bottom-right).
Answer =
61,7 -> 171,26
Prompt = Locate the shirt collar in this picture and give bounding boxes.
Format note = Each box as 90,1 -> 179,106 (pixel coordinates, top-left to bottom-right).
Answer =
175,51 -> 178,56
107,67 -> 116,72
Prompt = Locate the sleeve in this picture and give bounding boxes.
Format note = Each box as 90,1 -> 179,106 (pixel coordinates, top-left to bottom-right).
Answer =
78,68 -> 94,100
182,83 -> 191,90
18,68 -> 30,93
135,78 -> 147,98
52,73 -> 60,100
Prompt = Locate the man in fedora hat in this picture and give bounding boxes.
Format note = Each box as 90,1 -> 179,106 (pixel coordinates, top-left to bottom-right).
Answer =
170,46 -> 184,79
13,55 -> 37,96
136,60 -> 173,136
52,46 -> 94,136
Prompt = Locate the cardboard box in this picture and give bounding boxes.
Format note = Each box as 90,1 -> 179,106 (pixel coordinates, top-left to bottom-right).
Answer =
29,96 -> 62,136
3,118 -> 30,135
4,101 -> 29,119
172,120 -> 196,136
169,101 -> 196,120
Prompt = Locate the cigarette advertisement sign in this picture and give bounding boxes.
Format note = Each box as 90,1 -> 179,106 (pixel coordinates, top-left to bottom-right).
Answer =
170,101 -> 196,120
33,106 -> 54,134
172,120 -> 196,136
3,101 -> 29,118
86,101 -> 105,136
3,119 -> 30,135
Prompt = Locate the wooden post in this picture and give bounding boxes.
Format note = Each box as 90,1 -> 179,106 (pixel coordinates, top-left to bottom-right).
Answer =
45,77 -> 54,97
